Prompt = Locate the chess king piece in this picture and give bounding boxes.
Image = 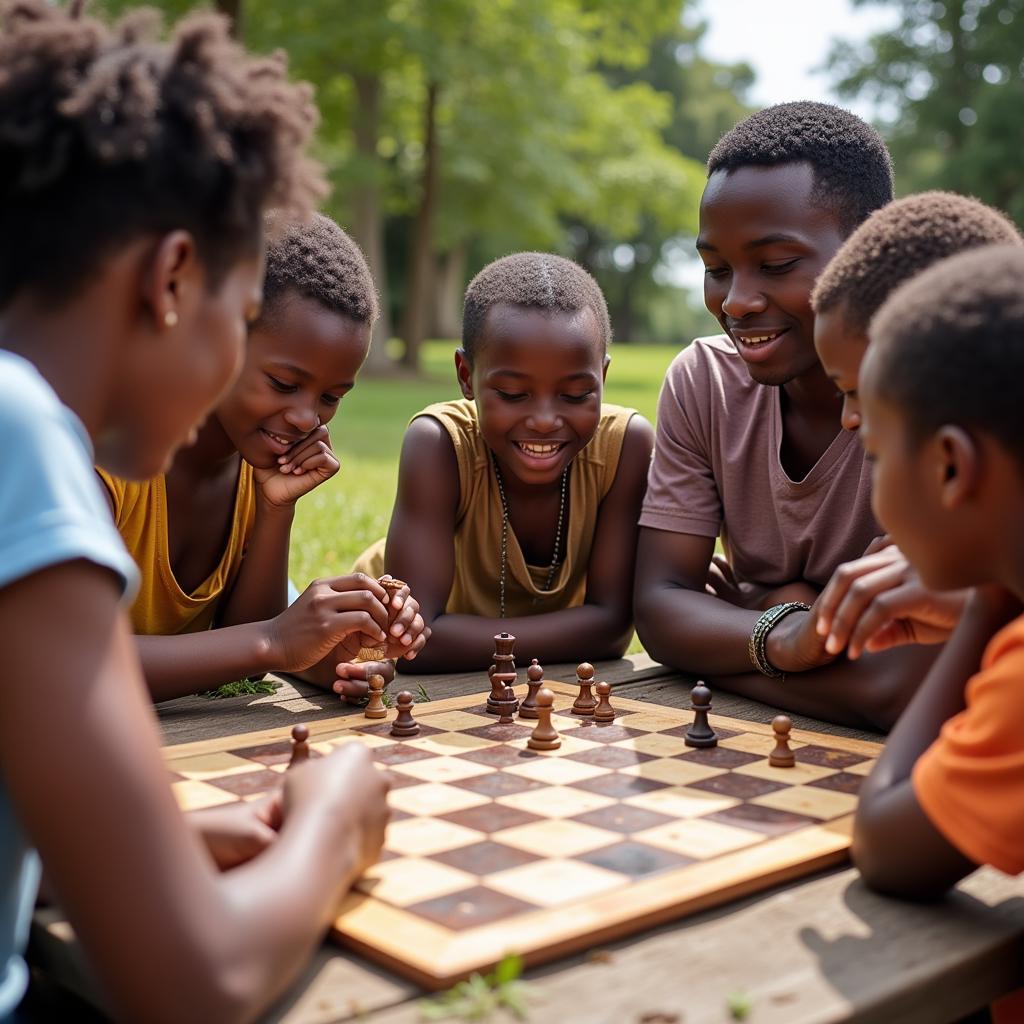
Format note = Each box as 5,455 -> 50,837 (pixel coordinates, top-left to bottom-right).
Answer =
684,682 -> 718,748
593,681 -> 615,723
527,687 -> 560,750
364,673 -> 387,719
519,659 -> 544,720
572,662 -> 598,716
487,631 -> 519,716
769,714 -> 796,767
390,691 -> 420,738
288,724 -> 311,768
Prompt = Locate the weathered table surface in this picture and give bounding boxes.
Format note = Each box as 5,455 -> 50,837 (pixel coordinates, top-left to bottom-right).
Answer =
32,656 -> 1024,1024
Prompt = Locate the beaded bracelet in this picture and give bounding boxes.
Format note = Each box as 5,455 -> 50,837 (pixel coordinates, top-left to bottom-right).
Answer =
747,601 -> 812,678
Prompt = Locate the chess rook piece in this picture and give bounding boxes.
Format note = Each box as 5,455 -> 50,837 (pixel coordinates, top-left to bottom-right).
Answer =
364,673 -> 387,719
487,632 -> 519,716
288,724 -> 310,768
572,662 -> 598,716
769,714 -> 796,768
390,691 -> 420,738
593,681 -> 615,723
527,687 -> 560,750
498,685 -> 517,725
519,659 -> 544,720
684,682 -> 718,748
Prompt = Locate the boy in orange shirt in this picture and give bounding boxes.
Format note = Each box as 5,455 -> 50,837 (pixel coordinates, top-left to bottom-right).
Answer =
854,244 -> 1024,1020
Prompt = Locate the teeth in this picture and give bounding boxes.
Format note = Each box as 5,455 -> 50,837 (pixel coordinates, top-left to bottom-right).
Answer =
265,430 -> 290,445
518,442 -> 561,455
744,332 -> 780,344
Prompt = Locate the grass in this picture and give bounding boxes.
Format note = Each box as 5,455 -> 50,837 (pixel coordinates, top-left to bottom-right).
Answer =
289,340 -> 681,656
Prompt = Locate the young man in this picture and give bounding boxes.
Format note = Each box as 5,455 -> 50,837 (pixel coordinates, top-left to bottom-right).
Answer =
634,102 -> 934,730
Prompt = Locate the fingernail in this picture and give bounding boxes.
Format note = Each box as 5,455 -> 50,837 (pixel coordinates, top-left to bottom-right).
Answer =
816,619 -> 828,635
390,624 -> 402,635
825,636 -> 840,654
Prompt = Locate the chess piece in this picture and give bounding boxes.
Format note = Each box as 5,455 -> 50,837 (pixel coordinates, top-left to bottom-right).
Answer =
487,632 -> 519,715
357,576 -> 407,660
769,714 -> 796,768
498,685 -> 517,725
572,662 -> 598,716
519,659 -> 543,720
390,691 -> 420,738
288,724 -> 310,768
364,673 -> 387,718
593,681 -> 615,723
684,682 -> 718,748
527,687 -> 560,750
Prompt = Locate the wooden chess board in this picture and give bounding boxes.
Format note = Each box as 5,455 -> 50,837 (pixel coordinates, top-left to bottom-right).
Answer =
164,681 -> 882,990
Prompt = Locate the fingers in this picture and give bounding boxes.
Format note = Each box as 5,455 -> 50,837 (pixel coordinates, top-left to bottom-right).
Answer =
333,676 -> 370,702
863,534 -> 894,556
816,548 -> 908,642
711,553 -> 737,584
823,559 -> 909,655
336,660 -> 396,684
278,425 -> 334,474
327,573 -> 388,603
845,581 -> 932,659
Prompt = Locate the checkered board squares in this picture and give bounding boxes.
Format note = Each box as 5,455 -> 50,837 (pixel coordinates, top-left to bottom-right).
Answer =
164,680 -> 881,990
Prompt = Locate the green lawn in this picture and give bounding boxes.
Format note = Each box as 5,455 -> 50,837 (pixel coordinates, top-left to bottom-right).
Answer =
289,341 -> 681,656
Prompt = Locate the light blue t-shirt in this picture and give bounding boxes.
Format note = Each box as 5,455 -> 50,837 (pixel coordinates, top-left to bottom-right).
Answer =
0,350 -> 138,1019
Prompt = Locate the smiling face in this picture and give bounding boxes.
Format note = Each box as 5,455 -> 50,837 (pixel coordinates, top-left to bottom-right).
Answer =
813,303 -> 868,431
214,291 -> 370,470
455,304 -> 608,489
698,162 -> 847,388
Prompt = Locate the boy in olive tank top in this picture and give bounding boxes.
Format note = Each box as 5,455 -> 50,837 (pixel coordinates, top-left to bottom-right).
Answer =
356,253 -> 653,672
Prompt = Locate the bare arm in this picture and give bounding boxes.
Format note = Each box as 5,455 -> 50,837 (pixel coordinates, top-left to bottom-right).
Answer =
0,560 -> 388,1024
388,416 -> 654,673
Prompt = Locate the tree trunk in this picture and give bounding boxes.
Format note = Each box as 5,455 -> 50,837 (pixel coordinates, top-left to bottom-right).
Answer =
399,80 -> 440,370
215,0 -> 242,37
351,73 -> 393,373
431,240 -> 467,341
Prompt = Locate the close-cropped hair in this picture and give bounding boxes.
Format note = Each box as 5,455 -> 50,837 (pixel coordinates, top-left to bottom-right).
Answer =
812,192 -> 1022,331
870,244 -> 1024,471
0,0 -> 325,310
462,252 -> 611,362
261,213 -> 378,326
707,101 -> 894,235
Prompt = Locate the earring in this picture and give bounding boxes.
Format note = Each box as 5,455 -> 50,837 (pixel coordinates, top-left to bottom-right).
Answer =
163,310 -> 179,329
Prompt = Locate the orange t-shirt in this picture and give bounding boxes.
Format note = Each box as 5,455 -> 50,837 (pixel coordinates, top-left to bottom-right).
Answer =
913,613 -> 1024,875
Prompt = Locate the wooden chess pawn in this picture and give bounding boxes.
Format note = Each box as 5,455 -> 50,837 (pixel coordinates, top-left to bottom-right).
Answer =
769,714 -> 796,768
593,681 -> 615,723
684,682 -> 718,748
519,659 -> 543,720
288,724 -> 310,768
527,688 -> 560,751
498,685 -> 517,725
572,662 -> 598,716
390,691 -> 420,738
364,674 -> 387,719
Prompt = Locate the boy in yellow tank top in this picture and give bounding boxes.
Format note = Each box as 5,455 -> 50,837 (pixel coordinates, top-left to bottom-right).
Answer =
99,214 -> 429,701
355,252 -> 653,672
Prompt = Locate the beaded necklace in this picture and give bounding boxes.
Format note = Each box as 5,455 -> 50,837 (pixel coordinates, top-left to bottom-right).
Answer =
491,453 -> 569,619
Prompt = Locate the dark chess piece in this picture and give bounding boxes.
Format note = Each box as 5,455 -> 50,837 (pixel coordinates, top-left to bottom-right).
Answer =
498,685 -> 517,725
288,724 -> 310,768
519,659 -> 543,720
487,632 -> 518,715
390,691 -> 420,738
593,681 -> 615,723
527,688 -> 560,751
364,674 -> 387,719
769,714 -> 796,768
684,682 -> 718,748
572,662 -> 598,716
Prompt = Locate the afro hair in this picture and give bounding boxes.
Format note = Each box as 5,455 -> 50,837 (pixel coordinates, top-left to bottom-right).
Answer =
462,252 -> 610,361
812,192 -> 1022,331
707,101 -> 894,235
869,244 -> 1024,472
262,213 -> 378,326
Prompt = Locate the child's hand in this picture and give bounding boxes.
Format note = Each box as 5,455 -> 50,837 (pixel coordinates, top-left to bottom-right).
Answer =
265,575 -> 390,672
334,658 -> 395,702
189,793 -> 283,871
377,576 -> 431,661
253,425 -> 340,509
763,598 -> 837,675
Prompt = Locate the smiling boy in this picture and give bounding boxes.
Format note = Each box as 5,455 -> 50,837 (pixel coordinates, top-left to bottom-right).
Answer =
635,102 -> 934,730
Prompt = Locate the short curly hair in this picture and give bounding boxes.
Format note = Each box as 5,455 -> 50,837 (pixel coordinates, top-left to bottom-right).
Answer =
707,101 -> 894,235
262,213 -> 378,326
813,192 -> 1022,331
869,244 -> 1024,471
0,0 -> 325,310
462,252 -> 611,361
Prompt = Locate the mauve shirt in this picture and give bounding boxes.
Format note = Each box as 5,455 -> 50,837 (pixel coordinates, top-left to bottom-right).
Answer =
640,335 -> 879,598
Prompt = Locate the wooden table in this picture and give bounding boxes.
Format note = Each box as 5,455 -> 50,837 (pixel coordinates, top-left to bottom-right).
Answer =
31,656 -> 1024,1024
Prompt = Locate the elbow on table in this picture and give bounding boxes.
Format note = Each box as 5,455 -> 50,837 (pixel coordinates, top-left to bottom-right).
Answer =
851,817 -> 951,903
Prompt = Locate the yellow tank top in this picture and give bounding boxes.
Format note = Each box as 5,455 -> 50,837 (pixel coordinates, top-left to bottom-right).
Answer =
96,463 -> 256,635
354,399 -> 636,618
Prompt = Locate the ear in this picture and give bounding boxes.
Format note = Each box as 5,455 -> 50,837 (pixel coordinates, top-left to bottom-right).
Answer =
455,348 -> 474,400
601,353 -> 610,382
935,425 -> 979,510
144,231 -> 199,332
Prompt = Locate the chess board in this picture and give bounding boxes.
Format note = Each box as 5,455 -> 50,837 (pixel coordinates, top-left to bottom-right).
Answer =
165,680 -> 882,990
